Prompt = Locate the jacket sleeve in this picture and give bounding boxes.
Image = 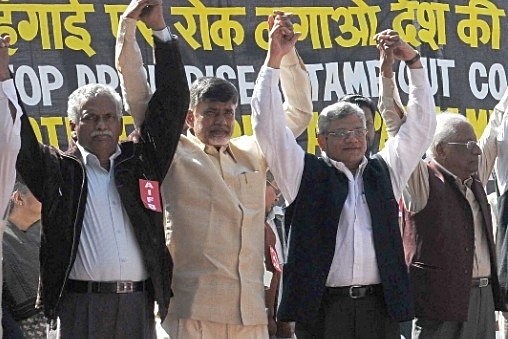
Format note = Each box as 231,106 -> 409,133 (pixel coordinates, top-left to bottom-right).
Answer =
14,88 -> 51,203
138,37 -> 189,181
116,16 -> 188,181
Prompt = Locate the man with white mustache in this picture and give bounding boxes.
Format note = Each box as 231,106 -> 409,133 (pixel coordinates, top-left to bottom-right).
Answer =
9,0 -> 190,336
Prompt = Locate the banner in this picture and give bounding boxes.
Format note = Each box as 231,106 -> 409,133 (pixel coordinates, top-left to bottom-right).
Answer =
3,0 -> 508,152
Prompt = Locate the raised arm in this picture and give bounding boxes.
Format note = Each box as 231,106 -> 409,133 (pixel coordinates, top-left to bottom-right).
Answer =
116,0 -> 159,128
252,13 -> 308,204
374,29 -> 436,201
0,35 -> 22,215
117,0 -> 189,178
495,108 -> 508,196
477,88 -> 508,185
376,31 -> 406,138
270,13 -> 313,138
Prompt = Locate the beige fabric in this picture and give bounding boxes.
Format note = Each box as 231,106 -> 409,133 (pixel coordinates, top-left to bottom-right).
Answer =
115,15 -> 312,328
164,133 -> 268,325
463,178 -> 491,278
164,314 -> 268,339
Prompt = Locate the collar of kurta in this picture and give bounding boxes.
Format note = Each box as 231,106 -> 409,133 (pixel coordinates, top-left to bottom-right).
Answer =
186,130 -> 237,161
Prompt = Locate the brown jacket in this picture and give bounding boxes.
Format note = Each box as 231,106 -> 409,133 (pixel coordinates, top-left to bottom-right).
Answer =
403,162 -> 504,321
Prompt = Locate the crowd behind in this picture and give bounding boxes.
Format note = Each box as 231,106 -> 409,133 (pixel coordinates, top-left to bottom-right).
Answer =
1,0 -> 508,338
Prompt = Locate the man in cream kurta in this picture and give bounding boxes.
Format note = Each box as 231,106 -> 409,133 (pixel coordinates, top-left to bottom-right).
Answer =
116,12 -> 312,338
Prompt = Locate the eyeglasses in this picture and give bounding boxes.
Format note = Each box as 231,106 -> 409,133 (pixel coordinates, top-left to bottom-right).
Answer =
445,141 -> 479,151
80,113 -> 118,124
266,180 -> 281,197
326,128 -> 367,140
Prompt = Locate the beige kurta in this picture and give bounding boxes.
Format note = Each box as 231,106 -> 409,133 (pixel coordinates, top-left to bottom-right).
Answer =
115,16 -> 313,325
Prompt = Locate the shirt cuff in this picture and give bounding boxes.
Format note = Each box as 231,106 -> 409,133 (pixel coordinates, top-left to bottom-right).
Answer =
153,27 -> 172,42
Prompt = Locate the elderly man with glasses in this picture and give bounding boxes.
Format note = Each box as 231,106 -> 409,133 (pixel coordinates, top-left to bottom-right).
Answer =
252,29 -> 436,338
400,109 -> 507,338
381,45 -> 508,339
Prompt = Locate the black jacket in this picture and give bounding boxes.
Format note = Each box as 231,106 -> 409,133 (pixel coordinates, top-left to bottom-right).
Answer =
15,37 -> 189,322
278,154 -> 413,326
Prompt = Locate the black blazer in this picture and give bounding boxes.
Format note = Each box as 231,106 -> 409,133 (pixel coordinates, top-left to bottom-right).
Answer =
278,154 -> 414,326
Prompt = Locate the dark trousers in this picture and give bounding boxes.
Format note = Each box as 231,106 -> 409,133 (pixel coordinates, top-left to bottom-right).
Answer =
295,289 -> 399,339
413,285 -> 495,339
56,290 -> 155,339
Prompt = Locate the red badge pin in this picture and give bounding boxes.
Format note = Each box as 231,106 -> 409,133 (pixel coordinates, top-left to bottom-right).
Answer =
139,179 -> 162,212
270,245 -> 282,272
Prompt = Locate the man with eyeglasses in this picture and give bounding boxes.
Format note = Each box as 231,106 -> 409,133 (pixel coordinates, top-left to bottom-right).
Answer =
394,81 -> 507,338
252,29 -> 436,338
339,94 -> 380,156
400,110 -> 506,338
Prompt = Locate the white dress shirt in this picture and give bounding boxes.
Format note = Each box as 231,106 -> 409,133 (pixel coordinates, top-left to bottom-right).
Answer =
68,142 -> 148,281
252,66 -> 436,286
0,79 -> 22,217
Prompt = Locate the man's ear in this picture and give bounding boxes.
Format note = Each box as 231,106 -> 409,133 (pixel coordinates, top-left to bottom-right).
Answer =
11,191 -> 22,206
317,134 -> 327,152
69,121 -> 77,140
435,143 -> 445,157
185,109 -> 194,130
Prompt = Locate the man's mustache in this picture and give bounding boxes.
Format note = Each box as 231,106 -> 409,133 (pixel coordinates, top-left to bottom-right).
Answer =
90,130 -> 113,138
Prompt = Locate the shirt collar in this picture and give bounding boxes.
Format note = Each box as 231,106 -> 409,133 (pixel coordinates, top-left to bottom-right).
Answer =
186,130 -> 237,162
265,205 -> 284,223
321,151 -> 368,179
431,158 -> 473,188
75,141 -> 121,168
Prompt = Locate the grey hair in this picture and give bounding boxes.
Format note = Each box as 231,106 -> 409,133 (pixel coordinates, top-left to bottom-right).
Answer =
427,112 -> 469,157
67,83 -> 123,123
317,101 -> 366,135
7,180 -> 31,214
